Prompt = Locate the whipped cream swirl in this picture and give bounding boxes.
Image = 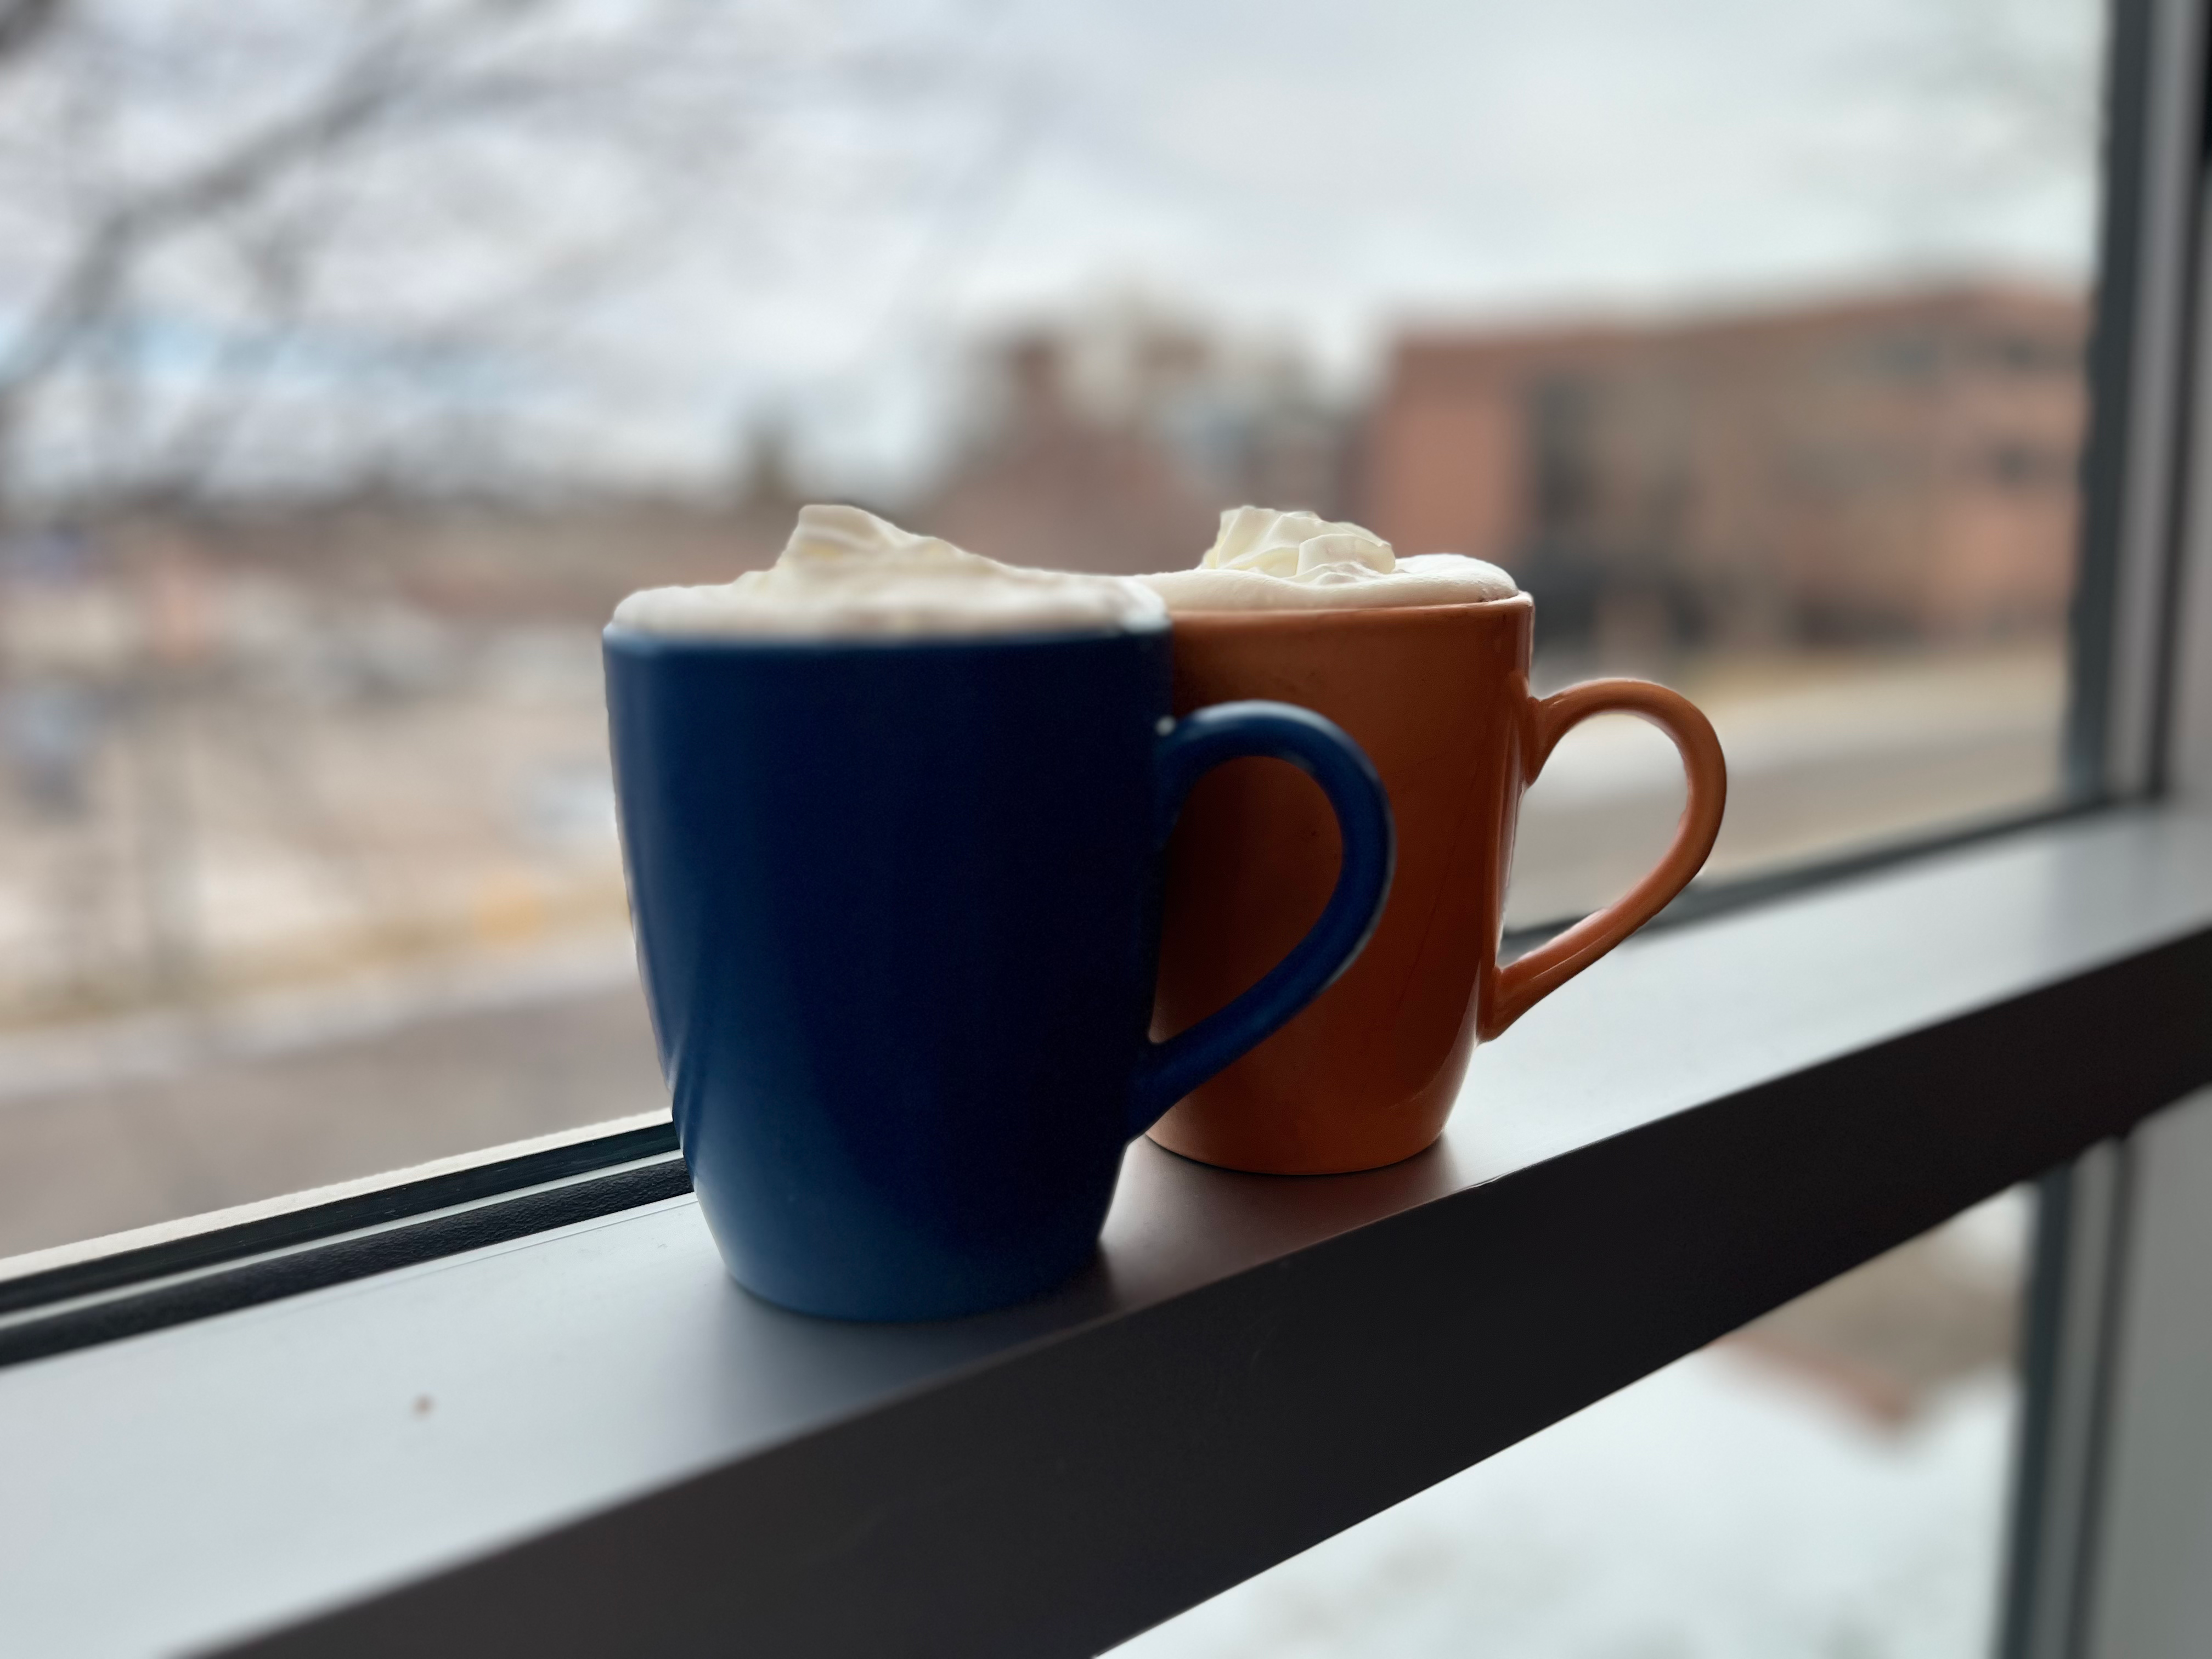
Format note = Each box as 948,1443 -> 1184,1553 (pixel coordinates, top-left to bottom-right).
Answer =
1140,506 -> 1516,611
610,505 -> 1166,639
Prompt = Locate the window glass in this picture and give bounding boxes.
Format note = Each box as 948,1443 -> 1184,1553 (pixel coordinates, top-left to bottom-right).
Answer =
1115,1190 -> 2034,1658
0,0 -> 2105,1256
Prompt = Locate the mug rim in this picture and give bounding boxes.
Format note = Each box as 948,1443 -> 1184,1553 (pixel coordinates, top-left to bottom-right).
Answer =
602,618 -> 1167,657
1160,591 -> 1534,629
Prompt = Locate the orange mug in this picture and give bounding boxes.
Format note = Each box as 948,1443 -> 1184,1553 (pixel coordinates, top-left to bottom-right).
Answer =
1149,594 -> 1726,1174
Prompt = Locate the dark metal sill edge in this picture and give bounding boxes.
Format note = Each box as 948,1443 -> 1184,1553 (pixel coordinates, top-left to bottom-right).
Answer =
0,1150 -> 692,1370
0,1120 -> 680,1324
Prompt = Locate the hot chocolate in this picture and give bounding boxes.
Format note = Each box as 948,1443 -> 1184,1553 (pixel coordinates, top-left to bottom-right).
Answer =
1139,506 -> 1516,612
612,504 -> 1164,639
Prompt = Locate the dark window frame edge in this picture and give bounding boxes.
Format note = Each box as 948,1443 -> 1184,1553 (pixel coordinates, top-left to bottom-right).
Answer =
0,1146 -> 691,1369
0,1120 -> 679,1321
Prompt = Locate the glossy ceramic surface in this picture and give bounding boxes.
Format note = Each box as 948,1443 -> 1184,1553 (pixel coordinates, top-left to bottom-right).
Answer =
604,624 -> 1391,1320
1148,596 -> 1726,1175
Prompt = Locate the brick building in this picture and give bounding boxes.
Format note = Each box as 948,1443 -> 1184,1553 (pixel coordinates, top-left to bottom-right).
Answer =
1364,285 -> 2089,650
926,312 -> 1357,576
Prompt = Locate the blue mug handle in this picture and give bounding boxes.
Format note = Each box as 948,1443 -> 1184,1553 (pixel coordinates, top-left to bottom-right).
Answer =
1128,700 -> 1395,1136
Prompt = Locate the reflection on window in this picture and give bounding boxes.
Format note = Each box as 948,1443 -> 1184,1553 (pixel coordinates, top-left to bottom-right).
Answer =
0,0 -> 2105,1255
1115,1190 -> 2033,1658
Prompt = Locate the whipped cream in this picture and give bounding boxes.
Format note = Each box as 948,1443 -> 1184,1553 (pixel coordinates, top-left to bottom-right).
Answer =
611,505 -> 1166,639
1139,506 -> 1517,612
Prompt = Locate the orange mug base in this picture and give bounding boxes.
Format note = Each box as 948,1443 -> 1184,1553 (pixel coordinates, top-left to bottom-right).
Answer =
1143,1060 -> 1462,1175
1143,1122 -> 1444,1176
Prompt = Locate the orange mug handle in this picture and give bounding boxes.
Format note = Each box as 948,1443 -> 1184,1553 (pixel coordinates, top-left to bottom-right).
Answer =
1477,679 -> 1727,1041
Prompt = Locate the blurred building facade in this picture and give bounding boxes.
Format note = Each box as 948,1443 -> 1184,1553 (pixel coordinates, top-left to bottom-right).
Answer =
1367,285 -> 2087,653
924,306 -> 1358,575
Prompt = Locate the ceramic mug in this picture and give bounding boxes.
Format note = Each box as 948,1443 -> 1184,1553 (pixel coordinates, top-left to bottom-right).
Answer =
1148,594 -> 1726,1175
604,623 -> 1393,1321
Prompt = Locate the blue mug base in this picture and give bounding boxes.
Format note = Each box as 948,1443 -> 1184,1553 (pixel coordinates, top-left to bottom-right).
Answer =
719,1234 -> 1104,1323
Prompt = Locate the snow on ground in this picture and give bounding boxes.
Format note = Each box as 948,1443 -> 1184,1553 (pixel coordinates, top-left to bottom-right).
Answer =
1117,1348 -> 2015,1659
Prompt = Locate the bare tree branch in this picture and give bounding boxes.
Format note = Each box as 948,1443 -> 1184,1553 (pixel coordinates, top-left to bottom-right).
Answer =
0,0 -> 63,69
0,2 -> 594,489
0,37 -> 410,405
0,0 -> 1019,509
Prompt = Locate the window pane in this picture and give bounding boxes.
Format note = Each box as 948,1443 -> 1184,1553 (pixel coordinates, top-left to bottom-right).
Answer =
0,0 -> 2106,1256
1114,1189 -> 2034,1657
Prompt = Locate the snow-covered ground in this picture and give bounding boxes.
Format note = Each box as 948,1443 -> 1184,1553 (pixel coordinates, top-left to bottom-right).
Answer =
1118,1349 -> 2014,1659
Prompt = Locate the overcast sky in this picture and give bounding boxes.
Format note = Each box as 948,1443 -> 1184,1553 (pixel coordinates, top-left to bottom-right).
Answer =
696,0 -> 2104,494
952,0 -> 2096,329
1,0 -> 2107,499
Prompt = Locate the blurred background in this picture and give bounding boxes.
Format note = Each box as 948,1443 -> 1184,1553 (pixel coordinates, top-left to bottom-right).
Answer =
0,0 -> 2103,1649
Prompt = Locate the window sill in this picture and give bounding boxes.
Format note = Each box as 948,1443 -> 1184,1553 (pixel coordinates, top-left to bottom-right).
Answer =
7,805 -> 2212,1659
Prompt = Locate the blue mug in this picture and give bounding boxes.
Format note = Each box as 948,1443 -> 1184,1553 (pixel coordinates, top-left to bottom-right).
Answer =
604,622 -> 1392,1321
